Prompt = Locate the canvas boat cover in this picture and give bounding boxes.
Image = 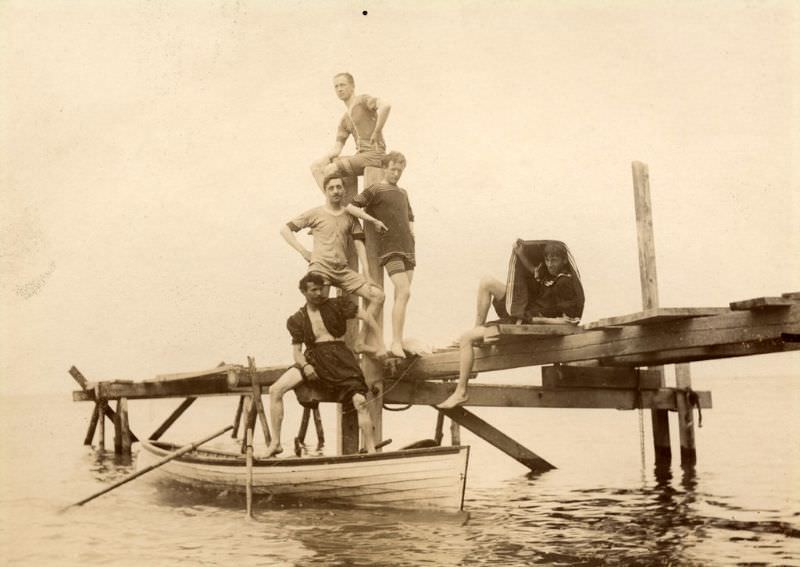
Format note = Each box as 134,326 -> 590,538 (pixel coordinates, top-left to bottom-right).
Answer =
501,239 -> 585,322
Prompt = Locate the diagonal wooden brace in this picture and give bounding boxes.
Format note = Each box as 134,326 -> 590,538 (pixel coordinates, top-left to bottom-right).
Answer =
70,366 -> 139,442
435,406 -> 556,473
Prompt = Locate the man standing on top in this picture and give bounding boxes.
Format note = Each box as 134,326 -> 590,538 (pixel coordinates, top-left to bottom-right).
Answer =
310,72 -> 392,190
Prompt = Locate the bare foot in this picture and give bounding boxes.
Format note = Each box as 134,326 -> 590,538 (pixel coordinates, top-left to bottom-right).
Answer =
372,347 -> 388,360
389,342 -> 406,358
264,444 -> 283,458
436,391 -> 469,409
354,341 -> 376,355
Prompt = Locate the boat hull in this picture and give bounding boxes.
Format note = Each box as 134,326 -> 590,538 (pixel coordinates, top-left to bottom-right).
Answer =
138,440 -> 470,512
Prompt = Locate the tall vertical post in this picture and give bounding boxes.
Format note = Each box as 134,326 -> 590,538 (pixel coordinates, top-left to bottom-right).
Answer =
632,161 -> 671,465
362,165 -> 385,445
119,398 -> 132,456
95,385 -> 105,452
337,175 -> 362,454
675,364 -> 697,465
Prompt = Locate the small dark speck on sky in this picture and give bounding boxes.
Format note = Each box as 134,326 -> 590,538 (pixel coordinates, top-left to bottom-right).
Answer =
362,11 -> 368,16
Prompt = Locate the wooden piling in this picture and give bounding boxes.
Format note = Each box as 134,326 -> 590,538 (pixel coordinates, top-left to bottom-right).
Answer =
119,398 -> 132,456
113,400 -> 123,454
675,364 -> 697,465
632,161 -> 671,465
84,404 -> 100,446
95,385 -> 105,452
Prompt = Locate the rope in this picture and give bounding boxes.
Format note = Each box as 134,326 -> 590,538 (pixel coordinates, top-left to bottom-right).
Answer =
635,369 -> 646,474
339,354 -> 421,416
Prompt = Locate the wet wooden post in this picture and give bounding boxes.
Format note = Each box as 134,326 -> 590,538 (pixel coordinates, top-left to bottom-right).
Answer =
95,386 -> 105,452
119,398 -> 132,456
84,404 -> 100,446
675,364 -> 697,465
362,165 -> 385,445
113,400 -> 123,454
632,161 -> 671,465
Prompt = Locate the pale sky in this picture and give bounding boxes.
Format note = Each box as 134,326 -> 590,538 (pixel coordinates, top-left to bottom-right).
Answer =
1,0 -> 798,395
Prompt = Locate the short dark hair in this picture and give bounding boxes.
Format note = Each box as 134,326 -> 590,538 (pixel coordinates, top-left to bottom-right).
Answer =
543,242 -> 567,259
299,272 -> 327,292
334,72 -> 354,86
323,173 -> 345,190
383,151 -> 406,168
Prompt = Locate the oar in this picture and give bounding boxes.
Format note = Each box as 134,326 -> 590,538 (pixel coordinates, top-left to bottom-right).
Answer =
63,425 -> 233,511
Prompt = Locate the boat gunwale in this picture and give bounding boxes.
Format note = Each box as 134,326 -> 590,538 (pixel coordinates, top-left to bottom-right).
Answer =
140,439 -> 469,468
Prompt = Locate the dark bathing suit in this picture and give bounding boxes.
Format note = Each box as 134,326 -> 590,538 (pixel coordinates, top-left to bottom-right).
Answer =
286,297 -> 368,403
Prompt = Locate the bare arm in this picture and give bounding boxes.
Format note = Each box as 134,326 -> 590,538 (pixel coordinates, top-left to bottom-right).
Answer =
354,239 -> 371,278
346,205 -> 388,232
292,343 -> 318,380
324,139 -> 345,162
356,306 -> 382,341
280,225 -> 312,263
369,98 -> 391,145
526,316 -> 581,325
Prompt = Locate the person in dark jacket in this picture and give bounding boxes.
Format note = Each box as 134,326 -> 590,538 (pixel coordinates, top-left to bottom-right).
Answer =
265,273 -> 380,457
437,241 -> 584,409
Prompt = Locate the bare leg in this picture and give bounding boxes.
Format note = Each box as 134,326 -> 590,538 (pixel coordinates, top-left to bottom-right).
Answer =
265,368 -> 304,456
475,275 -> 506,327
354,283 -> 386,355
352,393 -> 376,452
437,326 -> 489,409
388,270 -> 413,357
310,159 -> 339,191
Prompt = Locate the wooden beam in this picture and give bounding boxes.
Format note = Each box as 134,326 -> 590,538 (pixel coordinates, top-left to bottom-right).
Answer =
437,406 -> 555,472
384,381 -> 711,410
149,397 -> 197,440
541,365 -> 663,389
231,396 -> 245,438
392,306 -> 800,382
584,307 -> 729,330
72,307 -> 798,403
487,323 -> 584,337
730,296 -> 798,310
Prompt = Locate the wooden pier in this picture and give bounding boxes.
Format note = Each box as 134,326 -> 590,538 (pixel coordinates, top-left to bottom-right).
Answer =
69,162 -> 800,473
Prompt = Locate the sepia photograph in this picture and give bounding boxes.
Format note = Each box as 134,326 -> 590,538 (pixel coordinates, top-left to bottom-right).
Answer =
2,1 -> 798,565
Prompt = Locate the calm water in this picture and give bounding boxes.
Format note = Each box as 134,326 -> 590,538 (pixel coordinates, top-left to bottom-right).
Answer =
1,374 -> 798,566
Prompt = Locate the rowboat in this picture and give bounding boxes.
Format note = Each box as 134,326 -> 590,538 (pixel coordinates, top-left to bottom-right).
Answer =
138,440 -> 470,512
